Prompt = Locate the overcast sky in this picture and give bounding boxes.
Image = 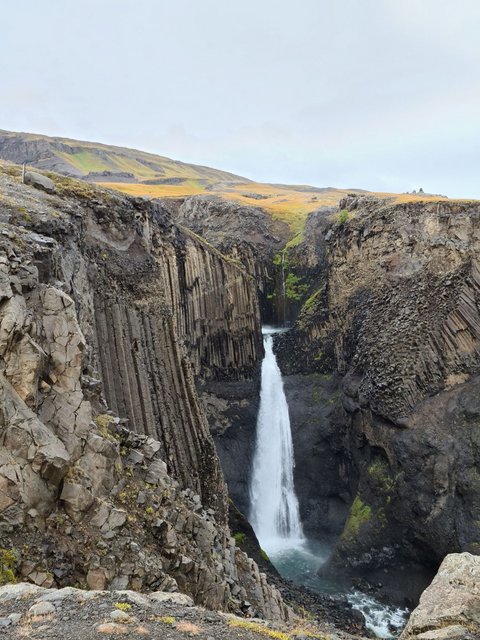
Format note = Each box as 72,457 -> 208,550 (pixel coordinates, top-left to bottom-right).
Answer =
1,0 -> 479,197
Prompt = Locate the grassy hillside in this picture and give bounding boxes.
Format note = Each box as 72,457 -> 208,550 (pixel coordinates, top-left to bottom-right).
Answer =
101,180 -> 360,239
0,129 -> 248,185
0,129 -> 453,242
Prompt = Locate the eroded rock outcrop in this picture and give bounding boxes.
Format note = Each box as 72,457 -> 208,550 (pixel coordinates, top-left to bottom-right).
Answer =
0,162 -> 287,621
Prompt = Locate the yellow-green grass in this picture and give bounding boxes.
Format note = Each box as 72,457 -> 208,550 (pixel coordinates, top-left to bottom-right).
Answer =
99,180 -> 352,236
6,130 -> 470,243
102,178 -> 470,249
56,150 -> 113,174
100,180 -> 207,198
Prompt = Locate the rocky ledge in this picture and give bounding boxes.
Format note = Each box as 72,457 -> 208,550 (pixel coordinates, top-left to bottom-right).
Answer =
0,582 -> 366,640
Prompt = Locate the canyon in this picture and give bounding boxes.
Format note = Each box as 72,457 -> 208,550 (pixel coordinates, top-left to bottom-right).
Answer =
0,130 -> 480,639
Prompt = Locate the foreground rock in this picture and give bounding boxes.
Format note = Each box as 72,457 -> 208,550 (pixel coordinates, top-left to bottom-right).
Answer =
400,553 -> 480,639
0,583 -> 366,640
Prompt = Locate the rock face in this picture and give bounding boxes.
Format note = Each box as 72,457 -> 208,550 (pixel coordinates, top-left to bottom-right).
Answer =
200,379 -> 261,517
163,195 -> 292,323
274,195 -> 480,603
0,161 -> 287,621
400,552 -> 480,639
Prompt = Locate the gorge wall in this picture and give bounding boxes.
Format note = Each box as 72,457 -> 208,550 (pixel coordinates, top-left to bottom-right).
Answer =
173,190 -> 480,607
3,142 -> 480,627
0,161 -> 289,621
163,195 -> 294,324
274,195 -> 480,602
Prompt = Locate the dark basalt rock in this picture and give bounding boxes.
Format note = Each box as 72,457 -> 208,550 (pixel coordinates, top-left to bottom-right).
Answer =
274,195 -> 480,605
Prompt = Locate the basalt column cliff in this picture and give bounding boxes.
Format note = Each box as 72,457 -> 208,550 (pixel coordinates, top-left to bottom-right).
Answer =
275,195 -> 480,601
0,162 -> 288,620
168,189 -> 480,607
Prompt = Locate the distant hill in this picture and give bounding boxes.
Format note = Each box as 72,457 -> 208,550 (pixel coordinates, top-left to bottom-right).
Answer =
0,129 -> 451,241
0,129 -> 248,186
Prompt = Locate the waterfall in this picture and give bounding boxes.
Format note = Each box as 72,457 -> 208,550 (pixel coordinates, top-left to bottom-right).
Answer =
249,328 -> 304,551
281,252 -> 286,325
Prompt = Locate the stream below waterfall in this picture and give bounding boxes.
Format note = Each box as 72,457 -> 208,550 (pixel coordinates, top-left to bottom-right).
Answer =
249,327 -> 409,639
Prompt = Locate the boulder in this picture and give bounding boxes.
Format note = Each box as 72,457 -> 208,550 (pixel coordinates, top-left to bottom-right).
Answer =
23,171 -> 55,193
401,552 -> 480,639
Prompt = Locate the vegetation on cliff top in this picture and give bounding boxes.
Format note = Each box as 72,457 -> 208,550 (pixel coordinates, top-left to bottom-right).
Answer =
0,130 -> 458,244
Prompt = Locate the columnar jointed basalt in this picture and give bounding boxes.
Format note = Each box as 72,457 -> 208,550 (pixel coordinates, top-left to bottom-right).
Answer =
0,163 -> 288,621
275,195 -> 480,602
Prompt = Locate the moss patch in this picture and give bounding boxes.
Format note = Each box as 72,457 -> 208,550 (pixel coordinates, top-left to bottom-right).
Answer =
233,532 -> 246,545
260,548 -> 270,562
285,273 -> 308,301
0,549 -> 16,586
367,458 -> 395,494
342,495 -> 372,540
94,414 -> 118,443
301,289 -> 321,313
334,208 -> 354,224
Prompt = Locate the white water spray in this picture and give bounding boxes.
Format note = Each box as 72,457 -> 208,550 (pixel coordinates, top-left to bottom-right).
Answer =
249,328 -> 304,551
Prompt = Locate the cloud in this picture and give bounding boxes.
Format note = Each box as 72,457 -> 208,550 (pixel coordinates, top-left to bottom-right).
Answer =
0,0 -> 479,196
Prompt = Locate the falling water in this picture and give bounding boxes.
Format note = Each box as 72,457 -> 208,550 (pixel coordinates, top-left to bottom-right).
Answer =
248,328 -> 408,638
249,327 -> 304,552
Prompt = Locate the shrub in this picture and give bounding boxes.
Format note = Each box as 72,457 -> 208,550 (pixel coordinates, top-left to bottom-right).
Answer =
337,209 -> 350,224
233,532 -> 246,545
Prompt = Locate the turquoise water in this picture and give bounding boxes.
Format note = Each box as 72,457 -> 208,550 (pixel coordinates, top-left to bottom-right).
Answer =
267,540 -> 409,639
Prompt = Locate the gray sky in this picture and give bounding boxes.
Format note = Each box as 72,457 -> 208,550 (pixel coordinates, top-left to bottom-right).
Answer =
1,0 -> 479,197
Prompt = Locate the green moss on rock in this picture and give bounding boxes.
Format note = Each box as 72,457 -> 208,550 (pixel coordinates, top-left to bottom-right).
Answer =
260,548 -> 270,562
301,289 -> 321,313
342,495 -> 372,540
368,458 -> 395,494
0,549 -> 16,586
233,532 -> 246,545
285,273 -> 308,301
